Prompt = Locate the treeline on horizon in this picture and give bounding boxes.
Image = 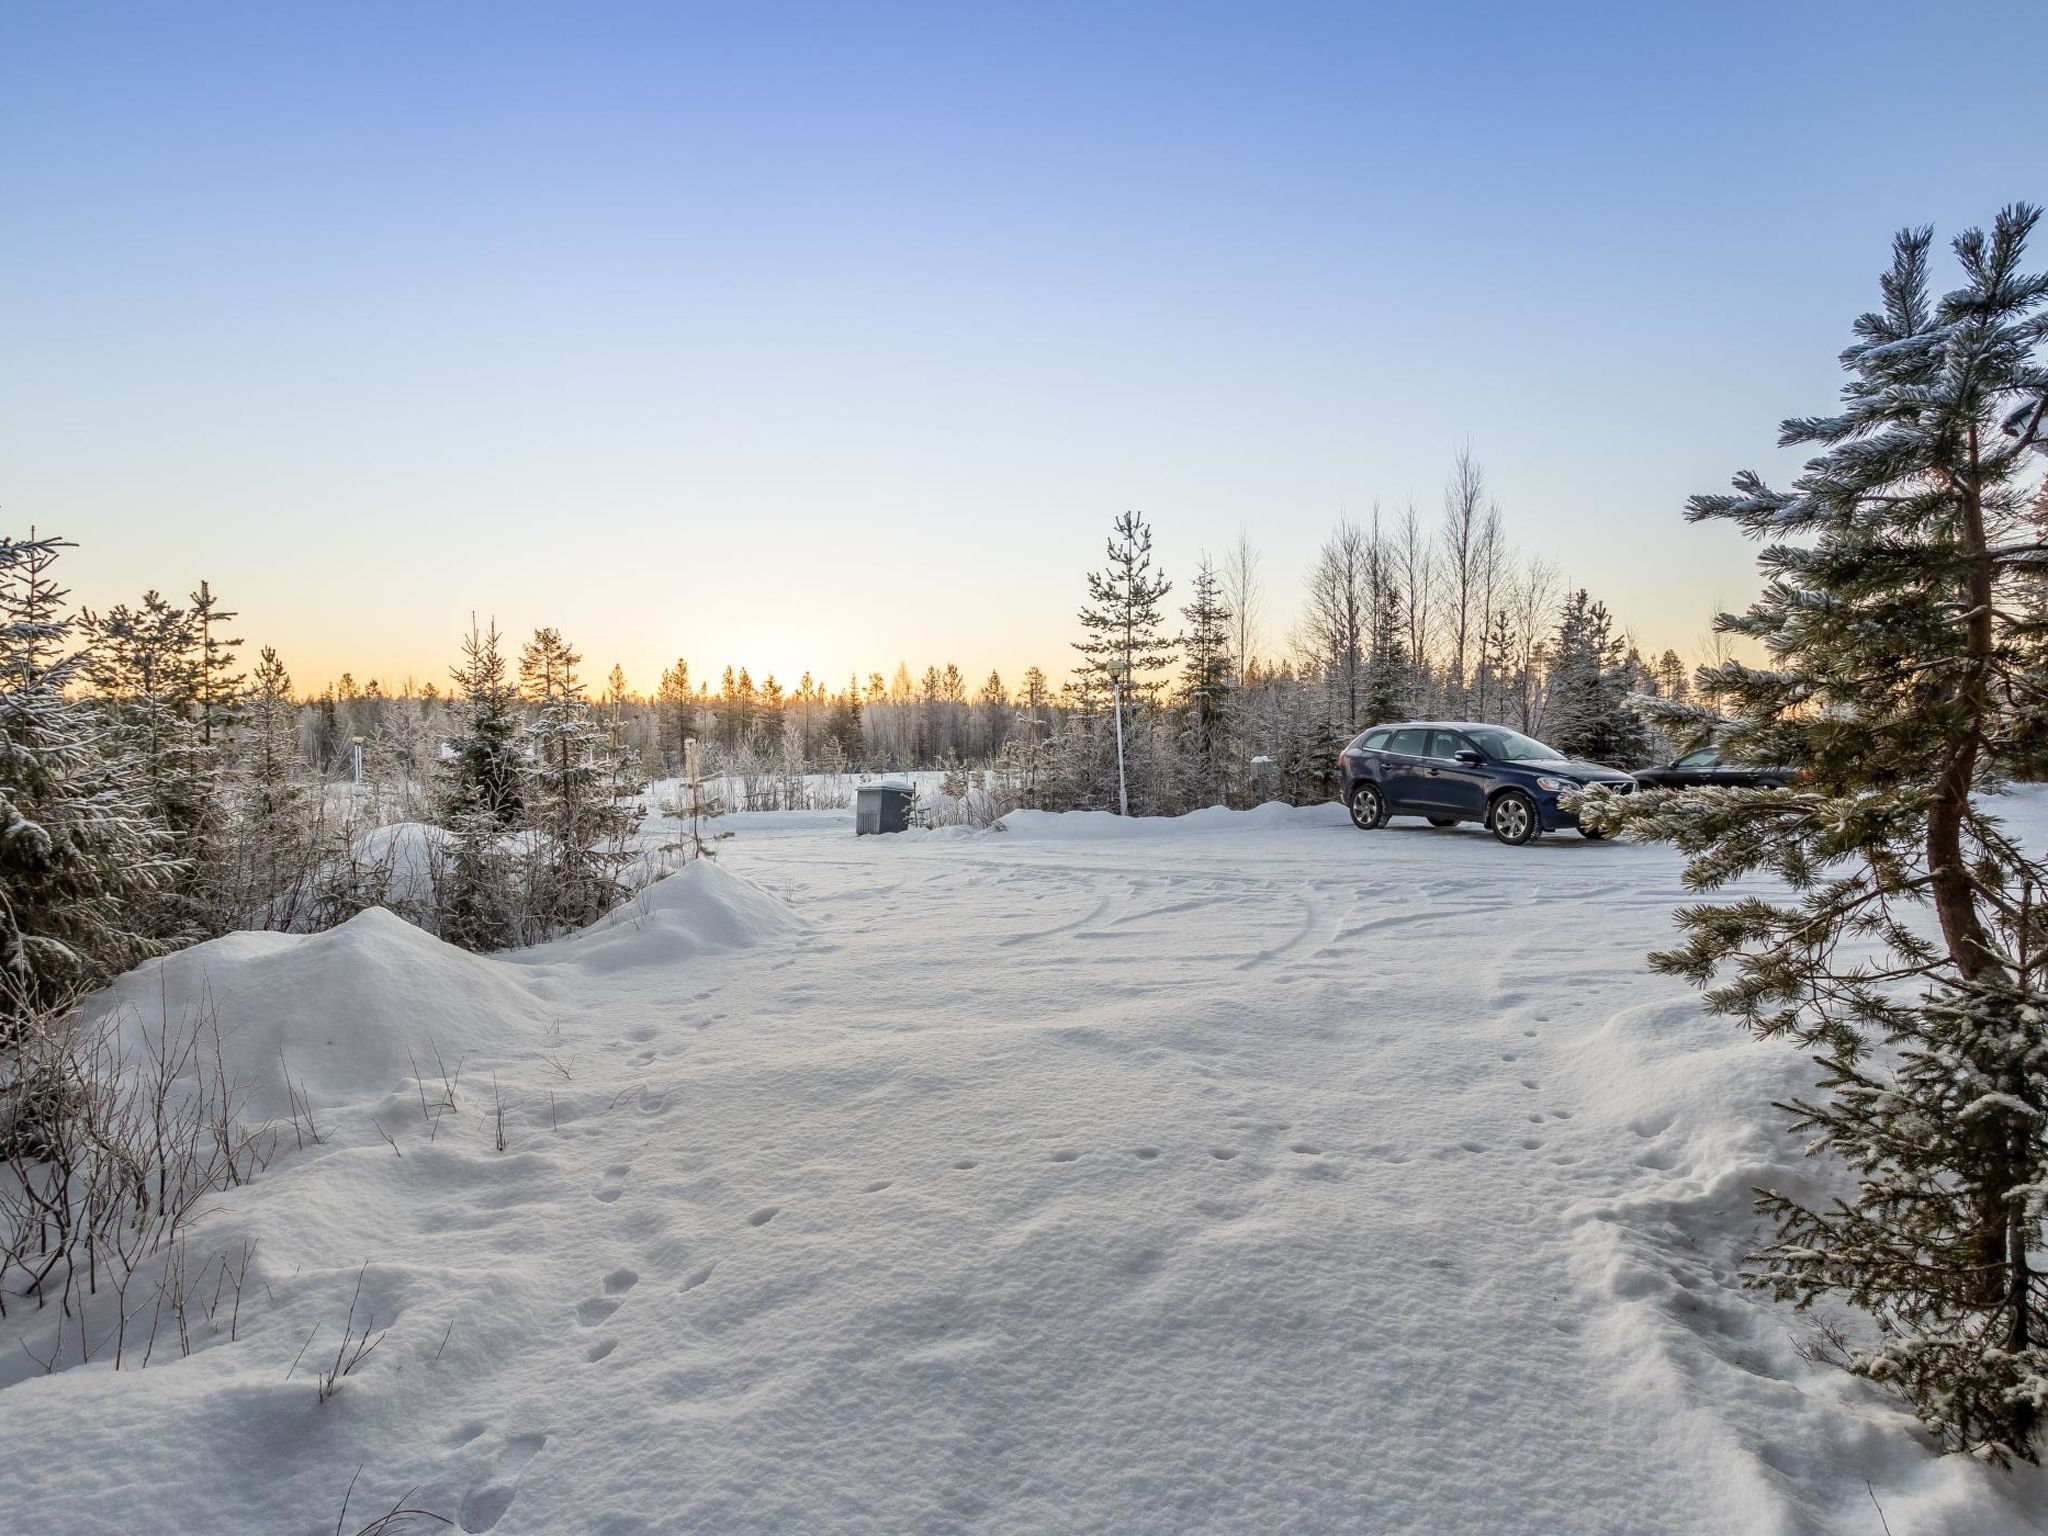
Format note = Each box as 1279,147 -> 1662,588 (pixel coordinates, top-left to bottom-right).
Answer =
239,448 -> 1706,800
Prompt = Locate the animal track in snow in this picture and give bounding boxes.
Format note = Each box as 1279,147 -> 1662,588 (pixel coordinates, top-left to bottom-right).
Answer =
585,1337 -> 617,1362
747,1206 -> 780,1227
1131,1147 -> 1161,1160
637,1087 -> 669,1116
951,1159 -> 978,1170
593,1165 -> 630,1203
1049,1150 -> 1080,1163
1289,1143 -> 1322,1155
863,1180 -> 893,1193
1208,1148 -> 1239,1161
681,1264 -> 714,1292
604,1267 -> 638,1294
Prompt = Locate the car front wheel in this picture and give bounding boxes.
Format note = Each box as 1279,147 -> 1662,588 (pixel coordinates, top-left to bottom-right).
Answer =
1349,783 -> 1387,830
1490,790 -> 1540,846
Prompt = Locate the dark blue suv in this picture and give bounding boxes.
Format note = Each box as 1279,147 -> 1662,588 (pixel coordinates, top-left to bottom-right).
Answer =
1338,721 -> 1638,845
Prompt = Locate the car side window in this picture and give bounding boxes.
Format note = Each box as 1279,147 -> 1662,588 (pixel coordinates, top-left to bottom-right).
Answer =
1387,728 -> 1428,756
1676,748 -> 1720,768
1428,730 -> 1472,760
1363,729 -> 1393,751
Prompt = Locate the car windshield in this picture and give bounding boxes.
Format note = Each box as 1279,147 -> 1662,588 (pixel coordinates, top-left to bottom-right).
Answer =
1465,727 -> 1566,762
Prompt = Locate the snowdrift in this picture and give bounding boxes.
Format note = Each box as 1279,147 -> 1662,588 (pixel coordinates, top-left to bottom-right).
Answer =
517,856 -> 803,972
92,906 -> 555,1120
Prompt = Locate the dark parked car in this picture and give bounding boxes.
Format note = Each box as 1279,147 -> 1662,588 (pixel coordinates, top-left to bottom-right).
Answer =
1631,745 -> 1793,790
1338,722 -> 1638,846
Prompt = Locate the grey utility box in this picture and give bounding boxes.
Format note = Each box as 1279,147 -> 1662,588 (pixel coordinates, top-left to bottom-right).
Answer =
856,781 -> 915,836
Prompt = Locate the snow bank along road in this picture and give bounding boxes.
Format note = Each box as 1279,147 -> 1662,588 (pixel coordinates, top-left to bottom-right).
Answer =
4,804 -> 2045,1535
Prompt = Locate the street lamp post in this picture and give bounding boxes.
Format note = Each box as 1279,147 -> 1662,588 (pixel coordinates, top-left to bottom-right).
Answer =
1103,660 -> 1130,817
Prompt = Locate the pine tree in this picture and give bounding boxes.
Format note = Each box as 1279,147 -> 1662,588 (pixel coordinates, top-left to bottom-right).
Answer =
1074,511 -> 1176,703
657,657 -> 691,776
188,580 -> 243,747
1588,207 -> 2048,1462
0,533 -> 179,1015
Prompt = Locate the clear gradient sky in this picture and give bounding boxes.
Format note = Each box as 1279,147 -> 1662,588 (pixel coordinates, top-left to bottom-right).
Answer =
2,2 -> 2035,696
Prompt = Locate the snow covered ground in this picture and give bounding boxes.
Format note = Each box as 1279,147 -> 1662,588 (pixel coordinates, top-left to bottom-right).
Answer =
5,802 -> 2047,1534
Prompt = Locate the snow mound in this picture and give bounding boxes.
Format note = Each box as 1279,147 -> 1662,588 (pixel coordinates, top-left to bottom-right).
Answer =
93,906 -> 551,1120
524,857 -> 803,972
997,800 -> 1348,839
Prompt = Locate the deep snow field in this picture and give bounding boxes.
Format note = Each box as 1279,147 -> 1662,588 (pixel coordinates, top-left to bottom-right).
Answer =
5,801 -> 2048,1535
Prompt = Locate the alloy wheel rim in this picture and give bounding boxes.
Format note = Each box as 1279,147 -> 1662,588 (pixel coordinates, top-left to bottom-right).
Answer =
1498,799 -> 1529,839
1354,789 -> 1378,826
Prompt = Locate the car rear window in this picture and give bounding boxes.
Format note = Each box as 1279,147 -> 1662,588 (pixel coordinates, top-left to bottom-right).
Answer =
1387,728 -> 1428,756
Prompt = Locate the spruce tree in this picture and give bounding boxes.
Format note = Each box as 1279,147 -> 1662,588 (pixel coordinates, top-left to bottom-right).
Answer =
1544,589 -> 1650,765
234,644 -> 313,926
1179,556 -> 1234,772
1362,533 -> 1412,726
0,533 -> 179,1015
519,627 -> 632,931
442,617 -> 522,827
86,590 -> 217,938
1588,207 -> 2048,1462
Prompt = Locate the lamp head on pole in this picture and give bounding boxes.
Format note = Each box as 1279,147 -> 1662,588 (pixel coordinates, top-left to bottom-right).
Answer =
1102,659 -> 1129,685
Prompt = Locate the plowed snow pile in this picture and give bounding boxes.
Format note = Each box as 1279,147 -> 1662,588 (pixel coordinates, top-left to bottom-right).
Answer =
4,804 -> 2045,1534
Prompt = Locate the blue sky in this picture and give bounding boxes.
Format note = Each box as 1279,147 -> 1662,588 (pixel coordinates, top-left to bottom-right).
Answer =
1,2 -> 2035,693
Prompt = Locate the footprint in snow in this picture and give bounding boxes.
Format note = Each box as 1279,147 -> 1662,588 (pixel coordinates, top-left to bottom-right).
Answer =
575,1270 -> 637,1326
747,1206 -> 779,1227
1049,1150 -> 1081,1163
458,1432 -> 547,1533
593,1165 -> 630,1204
1131,1147 -> 1161,1161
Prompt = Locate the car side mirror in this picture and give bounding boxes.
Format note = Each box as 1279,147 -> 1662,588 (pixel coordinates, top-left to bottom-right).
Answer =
1453,750 -> 1483,766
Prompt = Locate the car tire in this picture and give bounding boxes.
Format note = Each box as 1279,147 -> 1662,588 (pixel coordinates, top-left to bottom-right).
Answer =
1490,790 -> 1540,846
1349,783 -> 1387,830
1427,817 -> 1458,828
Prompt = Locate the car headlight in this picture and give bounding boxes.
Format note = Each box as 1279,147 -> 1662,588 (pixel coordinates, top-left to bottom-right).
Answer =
1534,776 -> 1576,793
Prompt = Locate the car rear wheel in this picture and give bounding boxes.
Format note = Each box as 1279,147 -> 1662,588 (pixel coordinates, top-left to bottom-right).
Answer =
1427,817 -> 1458,828
1490,790 -> 1539,846
1349,783 -> 1387,830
